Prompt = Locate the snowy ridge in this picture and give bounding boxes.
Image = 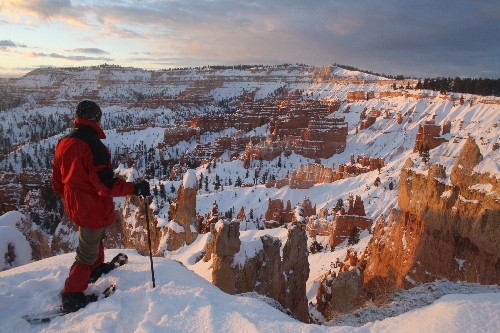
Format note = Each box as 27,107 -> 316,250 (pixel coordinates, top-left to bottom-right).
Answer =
1,250 -> 500,332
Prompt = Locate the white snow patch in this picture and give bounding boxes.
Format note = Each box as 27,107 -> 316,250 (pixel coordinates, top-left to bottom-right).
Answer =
469,183 -> 493,194
168,220 -> 185,233
474,157 -> 500,179
232,237 -> 264,268
440,190 -> 452,199
0,226 -> 32,270
0,211 -> 27,228
404,275 -> 416,286
455,258 -> 466,270
182,169 -> 198,189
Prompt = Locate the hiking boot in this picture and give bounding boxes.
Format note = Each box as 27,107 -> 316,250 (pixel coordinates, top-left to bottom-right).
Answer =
88,253 -> 128,284
61,292 -> 98,313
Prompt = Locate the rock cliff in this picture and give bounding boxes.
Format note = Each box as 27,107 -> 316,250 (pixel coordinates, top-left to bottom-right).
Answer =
315,137 -> 500,319
364,137 -> 500,295
207,221 -> 310,322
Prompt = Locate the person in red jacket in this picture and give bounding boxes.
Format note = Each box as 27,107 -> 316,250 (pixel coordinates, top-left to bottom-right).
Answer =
52,100 -> 151,313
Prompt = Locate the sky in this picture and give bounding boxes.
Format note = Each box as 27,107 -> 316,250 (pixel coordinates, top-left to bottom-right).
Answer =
1,1 -> 500,79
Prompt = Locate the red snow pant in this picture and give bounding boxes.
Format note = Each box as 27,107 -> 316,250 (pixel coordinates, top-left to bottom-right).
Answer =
62,227 -> 106,293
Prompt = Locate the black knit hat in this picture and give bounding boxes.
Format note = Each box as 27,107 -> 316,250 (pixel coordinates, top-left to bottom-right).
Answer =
75,100 -> 102,123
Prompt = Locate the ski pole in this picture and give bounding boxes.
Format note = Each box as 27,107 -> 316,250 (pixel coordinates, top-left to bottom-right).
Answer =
143,196 -> 156,288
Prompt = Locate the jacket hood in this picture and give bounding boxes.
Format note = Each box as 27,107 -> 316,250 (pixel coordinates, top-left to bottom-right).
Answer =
75,117 -> 106,139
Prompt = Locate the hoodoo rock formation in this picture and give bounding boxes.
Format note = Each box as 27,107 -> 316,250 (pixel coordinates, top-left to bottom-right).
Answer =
206,221 -> 310,323
364,137 -> 500,294
316,248 -> 367,319
159,170 -> 198,252
413,118 -> 449,153
202,201 -> 221,233
328,194 -> 372,248
265,197 -> 315,228
122,194 -> 161,256
314,137 -> 499,319
205,220 -> 241,294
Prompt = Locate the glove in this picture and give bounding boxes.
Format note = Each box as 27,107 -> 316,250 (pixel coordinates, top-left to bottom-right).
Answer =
134,180 -> 151,197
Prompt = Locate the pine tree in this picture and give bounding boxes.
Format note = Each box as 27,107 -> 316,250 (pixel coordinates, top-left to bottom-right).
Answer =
309,237 -> 324,254
198,175 -> 203,190
333,198 -> 343,212
214,174 -> 221,191
421,145 -> 430,165
159,184 -> 166,200
235,176 -> 242,187
348,226 -> 360,246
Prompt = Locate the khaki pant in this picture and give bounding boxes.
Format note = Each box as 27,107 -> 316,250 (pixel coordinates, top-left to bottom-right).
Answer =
75,227 -> 106,265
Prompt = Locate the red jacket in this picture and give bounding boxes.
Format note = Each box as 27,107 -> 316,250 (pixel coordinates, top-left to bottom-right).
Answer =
52,118 -> 134,229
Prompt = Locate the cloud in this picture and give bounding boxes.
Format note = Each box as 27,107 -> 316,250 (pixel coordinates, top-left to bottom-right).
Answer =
1,0 -> 87,27
25,20 -> 38,27
69,48 -> 108,55
123,57 -> 156,62
4,0 -> 500,77
0,40 -> 17,47
25,51 -> 113,62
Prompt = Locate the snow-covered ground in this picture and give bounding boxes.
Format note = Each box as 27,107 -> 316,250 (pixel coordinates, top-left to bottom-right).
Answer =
1,249 -> 499,332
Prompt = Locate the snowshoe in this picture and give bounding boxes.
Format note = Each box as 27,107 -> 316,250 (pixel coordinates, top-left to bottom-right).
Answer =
88,253 -> 128,283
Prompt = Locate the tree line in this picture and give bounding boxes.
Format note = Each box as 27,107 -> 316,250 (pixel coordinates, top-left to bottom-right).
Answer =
415,77 -> 500,96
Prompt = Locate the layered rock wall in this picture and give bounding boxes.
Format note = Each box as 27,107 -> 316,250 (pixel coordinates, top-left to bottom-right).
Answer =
364,138 -> 500,293
315,138 -> 499,319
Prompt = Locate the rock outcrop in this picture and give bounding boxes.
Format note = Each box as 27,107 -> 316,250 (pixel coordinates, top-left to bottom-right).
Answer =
203,201 -> 221,233
207,220 -> 310,322
328,194 -> 372,248
122,194 -> 161,256
315,248 -> 367,319
0,211 -> 51,262
277,223 -> 310,322
316,138 -> 500,319
364,138 -> 500,296
206,220 -> 241,294
158,170 -> 198,252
